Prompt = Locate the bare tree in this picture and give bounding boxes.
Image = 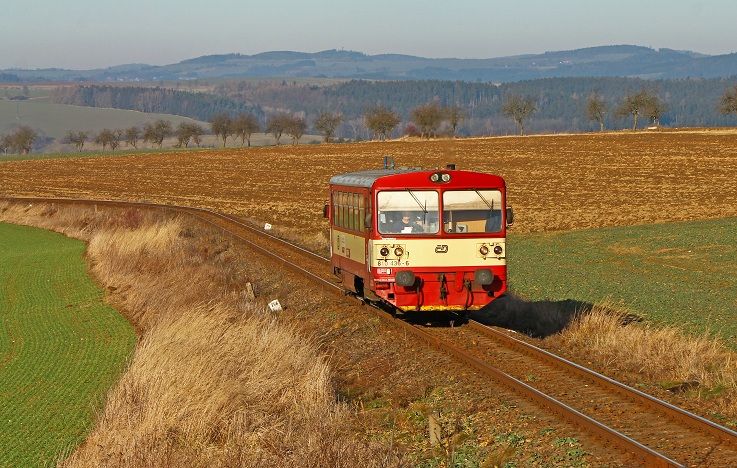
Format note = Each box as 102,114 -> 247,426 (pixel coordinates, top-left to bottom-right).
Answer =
364,106 -> 401,140
445,105 -> 466,137
190,125 -> 203,147
95,129 -> 115,151
142,123 -> 156,148
615,91 -> 651,131
586,93 -> 607,131
63,130 -> 88,151
143,120 -> 173,148
10,126 -> 37,154
720,85 -> 737,119
232,113 -> 260,147
175,123 -> 205,148
125,126 -> 141,148
110,129 -> 123,150
175,123 -> 192,148
210,113 -> 233,147
0,134 -> 11,154
345,117 -> 368,141
643,93 -> 666,127
266,113 -> 291,145
285,115 -> 307,145
411,103 -> 444,138
314,111 -> 342,143
502,95 -> 536,135
188,123 -> 204,147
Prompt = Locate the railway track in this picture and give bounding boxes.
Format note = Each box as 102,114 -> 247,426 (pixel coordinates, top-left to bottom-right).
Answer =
5,196 -> 737,467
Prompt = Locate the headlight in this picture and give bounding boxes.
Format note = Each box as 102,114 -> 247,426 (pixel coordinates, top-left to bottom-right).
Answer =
493,245 -> 503,255
380,247 -> 390,256
430,173 -> 440,182
441,173 -> 451,182
394,246 -> 404,257
479,245 -> 489,256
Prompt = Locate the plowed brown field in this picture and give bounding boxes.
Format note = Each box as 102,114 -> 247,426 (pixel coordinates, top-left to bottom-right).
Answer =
2,132 -> 737,237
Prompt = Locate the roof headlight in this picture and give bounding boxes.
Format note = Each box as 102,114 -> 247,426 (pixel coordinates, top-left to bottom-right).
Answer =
430,173 -> 440,182
441,173 -> 451,182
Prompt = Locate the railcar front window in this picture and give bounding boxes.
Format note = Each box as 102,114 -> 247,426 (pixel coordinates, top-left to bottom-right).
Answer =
443,190 -> 503,233
377,190 -> 439,234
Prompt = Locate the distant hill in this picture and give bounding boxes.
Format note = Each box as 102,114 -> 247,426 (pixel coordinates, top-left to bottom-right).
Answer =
5,45 -> 737,82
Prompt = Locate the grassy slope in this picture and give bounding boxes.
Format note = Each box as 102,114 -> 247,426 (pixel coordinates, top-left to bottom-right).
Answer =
0,223 -> 135,466
0,97 -> 208,139
511,217 -> 737,341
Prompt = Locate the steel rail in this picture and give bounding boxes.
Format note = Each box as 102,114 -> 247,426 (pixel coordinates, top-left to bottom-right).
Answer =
3,195 -> 721,466
208,201 -> 737,450
466,320 -> 737,445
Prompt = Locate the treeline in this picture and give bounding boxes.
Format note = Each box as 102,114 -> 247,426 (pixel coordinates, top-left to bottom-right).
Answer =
0,73 -> 22,83
46,77 -> 737,138
213,76 -> 737,136
51,85 -> 264,122
62,121 -> 209,152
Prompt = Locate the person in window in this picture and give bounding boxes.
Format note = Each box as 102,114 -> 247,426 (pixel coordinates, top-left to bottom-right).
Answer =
398,212 -> 423,233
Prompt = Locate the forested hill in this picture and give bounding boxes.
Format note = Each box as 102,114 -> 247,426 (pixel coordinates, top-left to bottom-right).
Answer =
8,45 -> 737,82
51,76 -> 737,136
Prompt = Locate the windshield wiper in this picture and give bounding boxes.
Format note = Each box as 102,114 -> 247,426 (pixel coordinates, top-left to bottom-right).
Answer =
406,189 -> 428,213
475,190 -> 494,211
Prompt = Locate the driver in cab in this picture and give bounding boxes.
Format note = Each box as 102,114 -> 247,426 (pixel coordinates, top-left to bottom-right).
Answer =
395,212 -> 423,233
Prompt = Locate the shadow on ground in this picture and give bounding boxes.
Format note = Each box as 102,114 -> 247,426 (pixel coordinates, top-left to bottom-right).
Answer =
470,293 -> 594,338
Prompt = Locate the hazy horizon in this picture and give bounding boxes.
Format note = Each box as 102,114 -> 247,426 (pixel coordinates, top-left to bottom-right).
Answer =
2,0 -> 736,69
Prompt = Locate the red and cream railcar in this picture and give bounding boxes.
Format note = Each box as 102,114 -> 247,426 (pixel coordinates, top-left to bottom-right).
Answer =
327,165 -> 512,312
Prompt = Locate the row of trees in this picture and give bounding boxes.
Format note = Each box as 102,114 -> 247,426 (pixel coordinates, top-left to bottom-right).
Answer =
5,84 -> 737,155
366,85 -> 737,137
62,121 -> 207,152
496,90 -> 669,135
209,111 -> 345,146
586,91 -> 666,132
0,126 -> 37,154
501,89 -> 670,135
215,77 -> 737,136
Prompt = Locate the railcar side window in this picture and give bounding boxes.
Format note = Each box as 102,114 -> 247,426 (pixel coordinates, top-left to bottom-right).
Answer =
348,195 -> 355,230
341,193 -> 348,229
335,192 -> 342,228
358,195 -> 365,230
443,190 -> 503,233
354,194 -> 360,230
332,191 -> 365,232
377,191 -> 439,234
333,193 -> 340,227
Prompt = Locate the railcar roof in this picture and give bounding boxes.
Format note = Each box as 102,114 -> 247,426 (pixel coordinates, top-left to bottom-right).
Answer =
329,168 -> 424,188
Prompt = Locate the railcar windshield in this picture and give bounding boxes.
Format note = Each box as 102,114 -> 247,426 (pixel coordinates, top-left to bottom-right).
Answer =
377,190 -> 439,234
443,190 -> 503,233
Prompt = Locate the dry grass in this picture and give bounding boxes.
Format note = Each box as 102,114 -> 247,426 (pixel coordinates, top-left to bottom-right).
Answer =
551,303 -> 737,417
0,202 -> 394,467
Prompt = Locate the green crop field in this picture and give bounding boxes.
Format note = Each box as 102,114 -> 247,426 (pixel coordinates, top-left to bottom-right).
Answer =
0,97 -> 208,139
510,217 -> 737,343
0,223 -> 135,466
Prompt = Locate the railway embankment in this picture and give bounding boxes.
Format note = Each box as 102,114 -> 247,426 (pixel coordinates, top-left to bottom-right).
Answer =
5,199 -> 737,465
0,202 -> 393,467
1,200 -> 610,466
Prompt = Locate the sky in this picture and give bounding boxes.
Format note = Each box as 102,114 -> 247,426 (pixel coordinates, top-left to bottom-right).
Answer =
1,0 -> 735,69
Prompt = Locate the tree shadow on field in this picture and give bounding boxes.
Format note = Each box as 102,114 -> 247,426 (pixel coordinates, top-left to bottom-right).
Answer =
470,293 -> 594,338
